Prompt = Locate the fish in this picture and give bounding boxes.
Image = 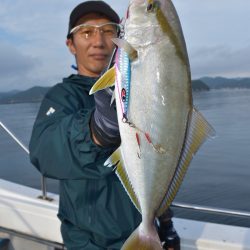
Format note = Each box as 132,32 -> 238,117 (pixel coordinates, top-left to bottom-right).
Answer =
90,0 -> 215,249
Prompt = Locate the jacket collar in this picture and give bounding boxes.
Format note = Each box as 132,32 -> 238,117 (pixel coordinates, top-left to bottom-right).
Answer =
63,74 -> 99,92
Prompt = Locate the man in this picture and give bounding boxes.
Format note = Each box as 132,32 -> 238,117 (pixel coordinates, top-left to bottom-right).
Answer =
29,1 -> 180,249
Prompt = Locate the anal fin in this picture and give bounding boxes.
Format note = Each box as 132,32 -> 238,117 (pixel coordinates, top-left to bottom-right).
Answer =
105,147 -> 141,213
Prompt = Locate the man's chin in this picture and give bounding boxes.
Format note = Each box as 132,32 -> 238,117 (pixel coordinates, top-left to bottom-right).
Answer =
91,64 -> 109,75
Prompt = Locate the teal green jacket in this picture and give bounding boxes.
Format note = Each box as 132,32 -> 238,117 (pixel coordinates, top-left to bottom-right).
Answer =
29,74 -> 141,248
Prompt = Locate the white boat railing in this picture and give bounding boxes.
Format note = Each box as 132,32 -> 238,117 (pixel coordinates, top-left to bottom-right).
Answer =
0,121 -> 51,201
172,202 -> 250,218
0,121 -> 29,154
1,120 -> 250,220
0,226 -> 65,249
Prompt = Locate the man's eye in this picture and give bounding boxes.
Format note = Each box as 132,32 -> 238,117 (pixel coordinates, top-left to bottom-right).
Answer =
103,29 -> 115,35
80,28 -> 94,35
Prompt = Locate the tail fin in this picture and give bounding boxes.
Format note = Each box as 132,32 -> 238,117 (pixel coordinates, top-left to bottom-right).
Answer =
121,224 -> 162,250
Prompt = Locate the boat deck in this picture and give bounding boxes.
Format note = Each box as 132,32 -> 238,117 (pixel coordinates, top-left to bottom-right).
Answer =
0,179 -> 250,250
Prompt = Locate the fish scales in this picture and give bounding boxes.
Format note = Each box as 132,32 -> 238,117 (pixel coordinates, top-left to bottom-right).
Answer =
117,41 -> 190,222
89,0 -> 214,249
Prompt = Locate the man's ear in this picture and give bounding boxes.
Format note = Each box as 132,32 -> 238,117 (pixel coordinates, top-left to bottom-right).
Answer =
66,38 -> 76,55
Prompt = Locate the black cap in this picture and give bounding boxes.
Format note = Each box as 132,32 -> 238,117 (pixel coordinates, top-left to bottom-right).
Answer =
67,1 -> 120,38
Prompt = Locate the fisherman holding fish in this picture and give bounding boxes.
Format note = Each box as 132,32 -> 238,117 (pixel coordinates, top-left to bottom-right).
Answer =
29,1 -> 181,249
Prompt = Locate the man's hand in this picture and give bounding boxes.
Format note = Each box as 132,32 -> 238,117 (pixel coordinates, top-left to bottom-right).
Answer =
90,88 -> 121,148
157,209 -> 181,250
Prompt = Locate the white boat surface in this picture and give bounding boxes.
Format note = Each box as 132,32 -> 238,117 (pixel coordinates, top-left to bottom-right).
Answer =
0,179 -> 250,250
1,114 -> 250,249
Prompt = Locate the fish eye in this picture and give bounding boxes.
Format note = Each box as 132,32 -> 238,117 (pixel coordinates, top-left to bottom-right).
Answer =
146,1 -> 160,13
147,3 -> 154,12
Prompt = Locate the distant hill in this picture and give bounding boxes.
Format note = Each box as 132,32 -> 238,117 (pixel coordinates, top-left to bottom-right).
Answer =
200,77 -> 250,89
0,81 -> 209,105
192,80 -> 210,91
0,90 -> 20,100
1,77 -> 250,104
0,86 -> 50,104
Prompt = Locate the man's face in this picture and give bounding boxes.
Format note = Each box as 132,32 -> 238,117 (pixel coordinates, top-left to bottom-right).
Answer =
67,13 -> 117,77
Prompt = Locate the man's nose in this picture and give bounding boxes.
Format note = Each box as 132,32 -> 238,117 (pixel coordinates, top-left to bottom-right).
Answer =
92,30 -> 105,47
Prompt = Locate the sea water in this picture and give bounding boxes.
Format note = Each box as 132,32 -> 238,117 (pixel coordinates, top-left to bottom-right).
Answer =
0,89 -> 250,227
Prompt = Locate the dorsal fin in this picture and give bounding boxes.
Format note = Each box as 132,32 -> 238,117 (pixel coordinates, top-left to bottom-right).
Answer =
156,108 -> 215,216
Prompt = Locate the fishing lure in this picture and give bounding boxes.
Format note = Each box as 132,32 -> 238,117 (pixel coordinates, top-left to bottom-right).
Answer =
115,48 -> 131,122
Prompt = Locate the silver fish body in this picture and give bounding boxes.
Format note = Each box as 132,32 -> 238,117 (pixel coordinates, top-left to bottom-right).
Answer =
116,0 -> 191,226
90,0 -> 215,249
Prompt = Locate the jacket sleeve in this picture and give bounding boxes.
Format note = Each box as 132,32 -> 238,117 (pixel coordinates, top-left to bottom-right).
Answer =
29,84 -> 115,180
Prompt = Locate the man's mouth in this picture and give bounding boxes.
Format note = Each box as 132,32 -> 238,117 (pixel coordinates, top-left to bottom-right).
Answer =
90,54 -> 108,60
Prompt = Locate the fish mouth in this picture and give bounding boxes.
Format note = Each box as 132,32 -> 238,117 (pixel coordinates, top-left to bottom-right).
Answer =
132,0 -> 145,4
128,0 -> 146,9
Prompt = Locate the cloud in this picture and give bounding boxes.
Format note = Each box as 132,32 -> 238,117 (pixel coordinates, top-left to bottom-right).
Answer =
190,45 -> 250,78
172,0 -> 250,78
0,0 -> 127,40
0,42 -> 39,76
0,1 -> 74,91
0,0 -> 250,91
0,42 -> 42,90
0,0 -> 129,91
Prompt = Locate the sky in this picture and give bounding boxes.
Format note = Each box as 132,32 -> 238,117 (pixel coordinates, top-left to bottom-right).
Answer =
0,0 -> 249,91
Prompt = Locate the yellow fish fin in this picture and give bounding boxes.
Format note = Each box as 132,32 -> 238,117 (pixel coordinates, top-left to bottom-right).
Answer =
112,38 -> 138,61
104,147 -> 141,213
156,107 -> 215,216
89,66 -> 115,95
121,225 -> 162,250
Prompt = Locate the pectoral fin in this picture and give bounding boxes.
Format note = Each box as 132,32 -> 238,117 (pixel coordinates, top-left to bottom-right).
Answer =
105,147 -> 141,213
89,66 -> 116,95
156,107 -> 215,217
112,38 -> 138,61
